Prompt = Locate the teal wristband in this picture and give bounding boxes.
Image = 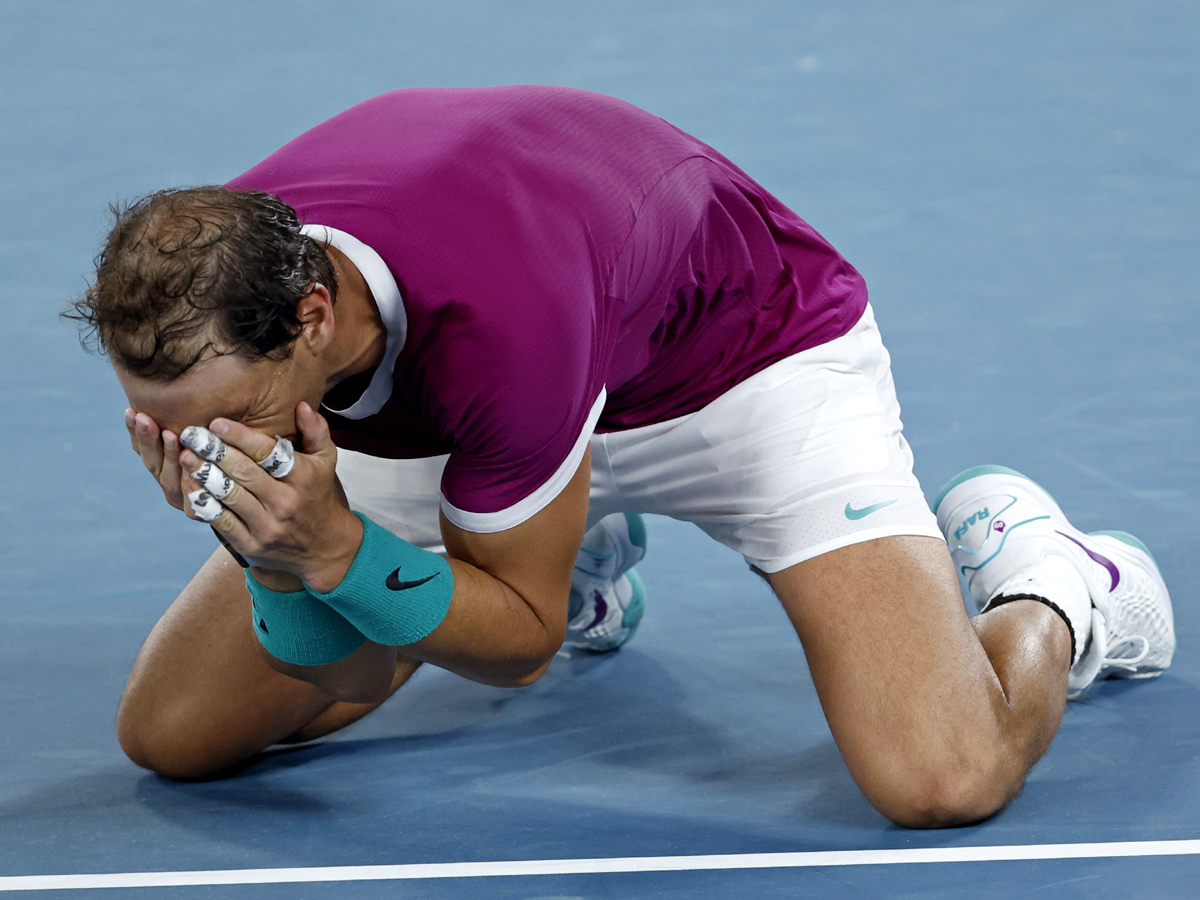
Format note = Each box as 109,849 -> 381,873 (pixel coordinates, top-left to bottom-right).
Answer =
307,512 -> 454,646
245,573 -> 367,666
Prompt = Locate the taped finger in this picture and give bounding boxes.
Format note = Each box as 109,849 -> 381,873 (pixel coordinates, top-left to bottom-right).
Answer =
190,461 -> 235,499
187,489 -> 226,523
180,426 -> 228,463
258,436 -> 295,479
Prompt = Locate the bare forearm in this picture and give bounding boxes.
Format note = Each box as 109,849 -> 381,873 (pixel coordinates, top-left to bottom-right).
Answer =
232,435 -> 585,696
259,555 -> 565,694
405,558 -> 566,686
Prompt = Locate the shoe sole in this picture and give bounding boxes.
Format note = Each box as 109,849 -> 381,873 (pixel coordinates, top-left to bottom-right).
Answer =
936,465 -> 1159,577
1090,529 -> 1157,565
623,512 -> 649,557
936,465 -> 1159,569
935,465 -> 1071,577
622,569 -> 646,633
937,466 -> 1172,681
934,464 -> 1062,516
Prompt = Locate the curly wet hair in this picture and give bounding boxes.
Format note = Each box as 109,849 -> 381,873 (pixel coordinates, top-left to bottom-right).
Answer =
67,186 -> 338,380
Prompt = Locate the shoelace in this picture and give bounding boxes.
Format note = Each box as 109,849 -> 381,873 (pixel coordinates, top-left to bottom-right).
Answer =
1101,634 -> 1151,672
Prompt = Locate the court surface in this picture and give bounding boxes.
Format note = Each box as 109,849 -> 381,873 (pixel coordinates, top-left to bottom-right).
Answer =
2,1 -> 1198,896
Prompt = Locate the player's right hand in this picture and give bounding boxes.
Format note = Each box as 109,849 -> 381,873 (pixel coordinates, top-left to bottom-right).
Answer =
125,408 -> 186,511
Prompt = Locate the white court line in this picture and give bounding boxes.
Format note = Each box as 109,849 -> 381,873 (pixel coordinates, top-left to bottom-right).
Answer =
1,840 -> 1198,892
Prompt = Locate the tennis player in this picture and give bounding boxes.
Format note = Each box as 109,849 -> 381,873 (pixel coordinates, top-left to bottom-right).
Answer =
73,87 -> 1174,827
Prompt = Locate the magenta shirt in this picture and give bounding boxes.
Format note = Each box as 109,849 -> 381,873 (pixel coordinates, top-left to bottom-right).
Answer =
228,87 -> 867,531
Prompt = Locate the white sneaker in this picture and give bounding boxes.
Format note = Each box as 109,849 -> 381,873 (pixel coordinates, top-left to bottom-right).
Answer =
934,465 -> 1174,696
566,513 -> 648,652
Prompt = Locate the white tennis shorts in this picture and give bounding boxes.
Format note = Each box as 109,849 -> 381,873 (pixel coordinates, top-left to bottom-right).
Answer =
336,303 -> 941,574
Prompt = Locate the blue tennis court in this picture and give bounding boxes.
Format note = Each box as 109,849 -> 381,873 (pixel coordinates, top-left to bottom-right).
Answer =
2,1 -> 1198,896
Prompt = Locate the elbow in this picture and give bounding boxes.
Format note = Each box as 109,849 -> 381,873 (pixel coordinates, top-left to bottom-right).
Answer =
493,606 -> 564,687
469,634 -> 561,688
461,661 -> 553,689
505,655 -> 555,688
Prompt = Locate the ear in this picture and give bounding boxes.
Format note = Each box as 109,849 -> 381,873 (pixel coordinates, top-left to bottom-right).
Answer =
295,284 -> 336,355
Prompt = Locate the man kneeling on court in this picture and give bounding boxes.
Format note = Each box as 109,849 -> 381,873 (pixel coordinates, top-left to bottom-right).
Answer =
72,87 -> 1174,829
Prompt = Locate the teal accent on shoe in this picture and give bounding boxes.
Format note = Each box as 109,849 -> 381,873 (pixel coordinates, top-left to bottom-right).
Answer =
960,515 -> 1052,575
934,465 -> 1026,512
623,512 -> 648,555
1091,529 -> 1157,566
933,464 -> 1057,512
621,569 -> 646,635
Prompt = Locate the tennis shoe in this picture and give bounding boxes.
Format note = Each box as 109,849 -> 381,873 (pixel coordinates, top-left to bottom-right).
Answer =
566,513 -> 648,652
935,465 -> 1174,697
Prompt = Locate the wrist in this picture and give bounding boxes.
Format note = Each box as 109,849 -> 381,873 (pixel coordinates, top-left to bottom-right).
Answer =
249,567 -> 304,593
244,572 -> 366,666
299,507 -> 365,593
305,513 -> 454,647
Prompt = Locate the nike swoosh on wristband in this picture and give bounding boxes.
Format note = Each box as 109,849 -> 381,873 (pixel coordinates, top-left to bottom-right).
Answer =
844,500 -> 898,520
385,568 -> 441,592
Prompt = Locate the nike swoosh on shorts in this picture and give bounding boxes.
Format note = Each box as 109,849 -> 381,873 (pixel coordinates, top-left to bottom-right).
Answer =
844,500 -> 898,520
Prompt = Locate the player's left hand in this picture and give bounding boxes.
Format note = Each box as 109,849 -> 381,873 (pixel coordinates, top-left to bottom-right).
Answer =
177,401 -> 363,591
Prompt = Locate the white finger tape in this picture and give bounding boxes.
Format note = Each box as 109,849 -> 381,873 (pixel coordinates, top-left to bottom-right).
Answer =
259,436 -> 295,479
192,461 -> 234,499
187,489 -> 225,523
180,426 -> 228,463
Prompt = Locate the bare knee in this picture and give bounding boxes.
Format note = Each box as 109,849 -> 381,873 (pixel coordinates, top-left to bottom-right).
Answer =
115,648 -> 316,782
118,710 -> 217,782
857,747 -> 1020,829
114,549 -> 345,780
116,686 -> 235,781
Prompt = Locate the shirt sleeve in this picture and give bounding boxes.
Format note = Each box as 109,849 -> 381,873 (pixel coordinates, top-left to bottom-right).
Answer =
405,170 -> 614,534
439,389 -> 605,533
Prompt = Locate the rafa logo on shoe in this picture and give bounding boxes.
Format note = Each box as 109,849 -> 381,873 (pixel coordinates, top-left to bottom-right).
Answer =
954,507 -> 990,541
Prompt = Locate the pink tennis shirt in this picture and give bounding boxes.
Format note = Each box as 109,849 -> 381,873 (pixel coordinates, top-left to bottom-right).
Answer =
228,86 -> 868,533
